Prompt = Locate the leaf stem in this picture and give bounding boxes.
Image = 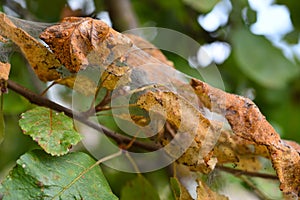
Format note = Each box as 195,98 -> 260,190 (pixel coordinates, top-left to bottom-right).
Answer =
216,165 -> 278,180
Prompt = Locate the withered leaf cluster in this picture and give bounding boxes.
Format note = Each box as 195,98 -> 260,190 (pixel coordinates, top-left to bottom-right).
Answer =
0,12 -> 299,198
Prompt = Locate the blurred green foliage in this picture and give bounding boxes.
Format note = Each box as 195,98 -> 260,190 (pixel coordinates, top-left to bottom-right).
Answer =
0,0 -> 299,199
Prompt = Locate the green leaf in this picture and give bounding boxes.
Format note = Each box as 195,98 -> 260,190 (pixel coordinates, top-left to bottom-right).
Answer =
0,150 -> 118,200
19,107 -> 82,156
283,30 -> 299,44
169,177 -> 193,200
145,169 -> 175,200
183,0 -> 220,13
170,177 -> 181,199
120,176 -> 160,200
231,28 -> 300,89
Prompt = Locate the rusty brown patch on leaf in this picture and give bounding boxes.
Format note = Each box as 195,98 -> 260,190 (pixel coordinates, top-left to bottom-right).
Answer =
191,78 -> 300,197
137,90 -> 222,173
40,17 -> 132,73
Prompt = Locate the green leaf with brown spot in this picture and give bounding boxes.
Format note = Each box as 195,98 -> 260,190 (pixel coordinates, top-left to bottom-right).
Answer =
19,107 -> 82,156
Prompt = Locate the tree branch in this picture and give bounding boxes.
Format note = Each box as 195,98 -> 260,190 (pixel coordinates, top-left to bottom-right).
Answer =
104,0 -> 138,31
7,79 -> 159,151
216,165 -> 278,180
3,0 -> 36,20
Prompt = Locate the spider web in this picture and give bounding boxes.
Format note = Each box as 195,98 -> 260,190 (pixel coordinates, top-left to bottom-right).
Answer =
0,14 -> 53,62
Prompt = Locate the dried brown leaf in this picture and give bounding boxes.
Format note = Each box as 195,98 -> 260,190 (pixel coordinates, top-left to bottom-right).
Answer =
191,78 -> 300,197
40,17 -> 132,73
0,62 -> 10,81
39,17 -> 177,94
213,130 -> 269,172
101,62 -> 131,90
0,13 -> 61,81
137,90 -> 221,173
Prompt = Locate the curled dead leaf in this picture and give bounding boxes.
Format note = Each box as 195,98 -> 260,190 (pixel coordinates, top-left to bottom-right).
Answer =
40,17 -> 133,73
191,78 -> 300,197
137,90 -> 222,173
0,13 -> 61,82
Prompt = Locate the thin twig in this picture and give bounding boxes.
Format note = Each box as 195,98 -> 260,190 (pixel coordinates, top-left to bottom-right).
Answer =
7,79 -> 159,151
239,176 -> 271,200
95,90 -> 111,112
216,165 -> 278,180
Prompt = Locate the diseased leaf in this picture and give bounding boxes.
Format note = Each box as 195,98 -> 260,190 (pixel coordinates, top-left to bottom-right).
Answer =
0,13 -> 61,82
213,130 -> 269,172
191,78 -> 300,197
0,150 -> 118,200
120,176 -> 160,200
137,90 -> 221,173
19,107 -> 82,156
101,63 -> 131,90
231,28 -> 299,89
39,18 -> 174,92
39,17 -> 132,73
